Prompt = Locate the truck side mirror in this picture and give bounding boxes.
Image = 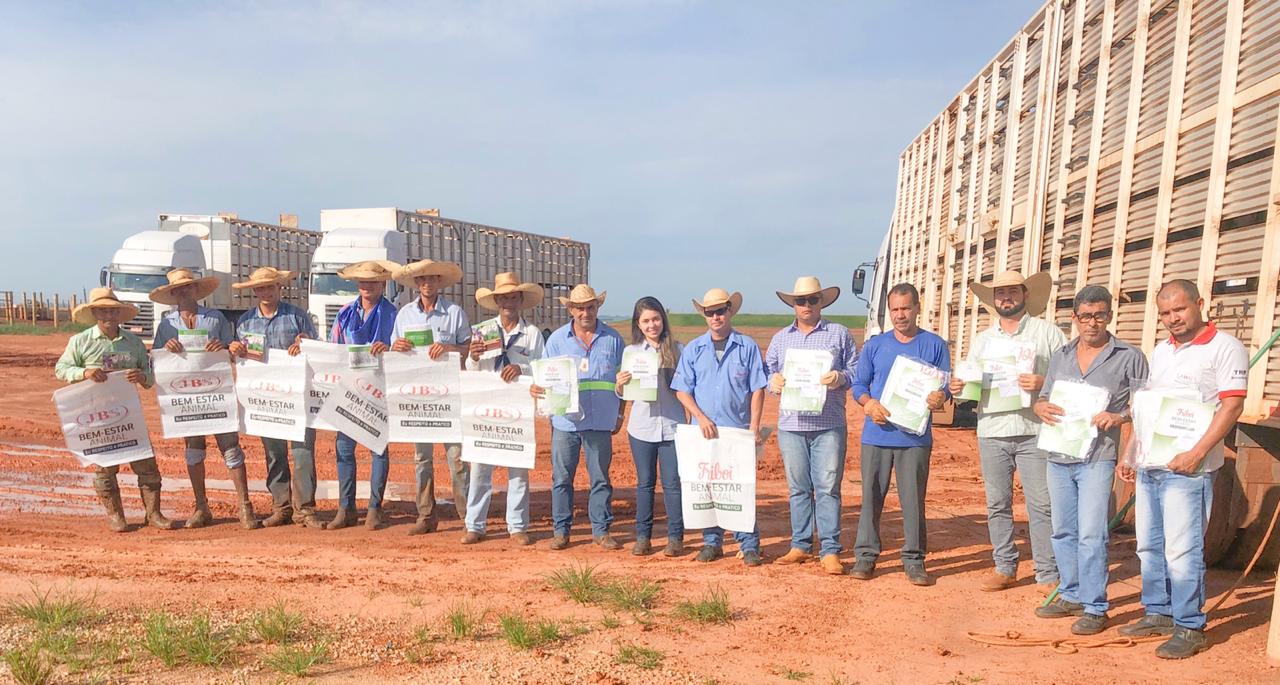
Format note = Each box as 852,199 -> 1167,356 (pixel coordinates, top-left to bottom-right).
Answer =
99,268 -> 108,287
852,268 -> 866,295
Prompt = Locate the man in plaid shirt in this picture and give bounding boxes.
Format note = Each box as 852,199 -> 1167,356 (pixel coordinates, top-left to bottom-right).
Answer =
765,277 -> 858,575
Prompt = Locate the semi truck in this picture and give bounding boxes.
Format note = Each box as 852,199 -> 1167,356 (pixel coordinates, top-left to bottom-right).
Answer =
311,207 -> 590,336
100,213 -> 321,340
870,0 -> 1280,567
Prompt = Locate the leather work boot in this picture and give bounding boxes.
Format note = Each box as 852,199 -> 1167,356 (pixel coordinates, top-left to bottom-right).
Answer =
326,507 -> 358,530
1035,597 -> 1084,619
904,564 -> 935,586
594,533 -> 622,551
695,545 -> 723,563
1118,613 -> 1175,637
741,550 -> 763,567
775,548 -> 813,565
510,532 -> 534,546
140,486 -> 178,530
846,559 -> 875,580
1072,613 -> 1109,636
96,482 -> 129,533
407,516 -> 438,536
632,537 -> 653,556
365,508 -> 386,530
230,465 -> 261,530
979,570 -> 1017,592
262,508 -> 294,528
548,534 -> 570,550
663,538 -> 684,557
820,555 -> 845,576
294,509 -> 325,529
460,530 -> 484,545
1155,626 -> 1208,659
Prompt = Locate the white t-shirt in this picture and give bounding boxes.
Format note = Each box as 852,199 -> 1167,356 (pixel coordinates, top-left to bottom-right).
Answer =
1148,323 -> 1248,472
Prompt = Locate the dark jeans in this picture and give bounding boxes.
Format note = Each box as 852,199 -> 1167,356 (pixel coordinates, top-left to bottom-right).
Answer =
629,435 -> 683,540
261,429 -> 317,511
551,429 -> 614,537
855,443 -> 931,564
335,433 -> 389,511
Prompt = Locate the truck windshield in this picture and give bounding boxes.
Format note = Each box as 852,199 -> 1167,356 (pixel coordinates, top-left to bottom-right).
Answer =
311,273 -> 358,296
110,272 -> 171,293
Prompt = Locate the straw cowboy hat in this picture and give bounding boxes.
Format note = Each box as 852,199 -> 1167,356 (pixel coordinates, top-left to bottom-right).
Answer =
148,268 -> 220,305
393,259 -> 463,288
692,288 -> 743,316
558,284 -> 607,308
73,287 -> 139,325
476,272 -> 544,311
776,276 -> 840,309
337,260 -> 400,282
969,270 -> 1053,316
231,266 -> 295,290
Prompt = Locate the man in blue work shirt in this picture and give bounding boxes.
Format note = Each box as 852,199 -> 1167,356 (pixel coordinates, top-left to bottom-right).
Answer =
389,259 -> 473,536
673,288 -> 769,567
531,284 -> 625,551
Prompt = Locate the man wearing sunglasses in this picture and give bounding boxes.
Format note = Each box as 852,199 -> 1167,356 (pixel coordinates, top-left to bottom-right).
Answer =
673,288 -> 768,566
765,277 -> 859,576
1032,285 -> 1147,636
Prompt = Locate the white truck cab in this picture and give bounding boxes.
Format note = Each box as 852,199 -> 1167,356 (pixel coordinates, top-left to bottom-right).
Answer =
100,231 -> 206,340
307,227 -> 408,336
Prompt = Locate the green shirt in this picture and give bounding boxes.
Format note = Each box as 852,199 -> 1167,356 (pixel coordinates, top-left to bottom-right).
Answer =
964,314 -> 1068,438
55,325 -> 154,387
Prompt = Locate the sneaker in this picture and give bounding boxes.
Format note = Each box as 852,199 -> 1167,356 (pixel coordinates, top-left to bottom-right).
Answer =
1035,597 -> 1085,619
904,564 -> 935,586
548,534 -> 570,550
1071,613 -> 1109,635
632,537 -> 653,556
1118,613 -> 1175,637
460,530 -> 484,545
510,532 -> 534,546
846,559 -> 875,580
695,545 -> 723,563
978,570 -> 1017,592
594,533 -> 622,551
775,548 -> 813,565
741,550 -> 763,567
663,538 -> 684,557
1155,626 -> 1208,659
820,555 -> 845,576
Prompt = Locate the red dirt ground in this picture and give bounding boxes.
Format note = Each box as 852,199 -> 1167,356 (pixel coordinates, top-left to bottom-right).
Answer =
0,332 -> 1275,683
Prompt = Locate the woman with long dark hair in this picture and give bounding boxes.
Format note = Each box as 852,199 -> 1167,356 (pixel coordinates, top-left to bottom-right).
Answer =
615,296 -> 687,556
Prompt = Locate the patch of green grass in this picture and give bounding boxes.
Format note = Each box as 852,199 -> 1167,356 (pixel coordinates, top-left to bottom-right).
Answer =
32,629 -> 123,676
141,612 -> 183,667
498,614 -> 563,650
615,643 -> 664,670
673,586 -> 734,625
599,614 -> 621,630
8,586 -> 99,632
0,322 -> 89,336
545,563 -> 607,604
263,641 -> 329,677
443,602 -> 484,640
182,613 -> 236,666
252,601 -> 304,644
601,578 -> 661,613
775,666 -> 812,681
405,626 -> 437,664
2,642 -> 54,685
666,313 -> 866,329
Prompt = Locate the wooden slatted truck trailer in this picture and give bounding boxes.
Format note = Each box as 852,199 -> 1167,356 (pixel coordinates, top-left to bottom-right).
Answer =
864,0 -> 1280,567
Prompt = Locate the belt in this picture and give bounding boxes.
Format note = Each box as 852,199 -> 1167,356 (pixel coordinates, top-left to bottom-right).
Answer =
578,380 -> 616,392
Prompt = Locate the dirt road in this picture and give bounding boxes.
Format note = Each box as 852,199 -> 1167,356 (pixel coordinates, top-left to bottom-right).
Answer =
0,333 -> 1274,684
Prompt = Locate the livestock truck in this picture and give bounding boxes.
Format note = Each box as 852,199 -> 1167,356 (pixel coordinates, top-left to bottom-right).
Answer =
865,0 -> 1280,567
310,207 -> 590,336
100,213 -> 321,340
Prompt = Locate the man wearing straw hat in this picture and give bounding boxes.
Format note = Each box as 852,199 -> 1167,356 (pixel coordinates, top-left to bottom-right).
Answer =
327,260 -> 400,530
229,267 -> 321,528
530,283 -> 625,551
949,270 -> 1067,592
389,259 -> 472,536
765,277 -> 859,576
672,288 -> 768,567
461,272 -> 546,545
56,287 -> 179,532
151,268 -> 260,530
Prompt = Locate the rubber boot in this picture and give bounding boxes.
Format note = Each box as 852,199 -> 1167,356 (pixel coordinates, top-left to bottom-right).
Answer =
231,465 -> 261,530
326,507 -> 358,530
185,462 -> 213,529
140,485 -> 178,530
95,480 -> 129,533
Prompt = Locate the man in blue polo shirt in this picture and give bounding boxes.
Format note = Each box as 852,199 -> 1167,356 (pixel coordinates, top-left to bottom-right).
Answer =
531,284 -> 625,551
673,288 -> 769,567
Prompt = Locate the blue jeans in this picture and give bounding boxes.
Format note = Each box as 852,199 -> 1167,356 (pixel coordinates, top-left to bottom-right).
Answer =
1047,459 -> 1114,615
465,463 -> 530,534
777,427 -> 847,556
1136,468 -> 1214,630
551,429 -> 614,537
335,433 -> 389,511
630,436 -> 683,541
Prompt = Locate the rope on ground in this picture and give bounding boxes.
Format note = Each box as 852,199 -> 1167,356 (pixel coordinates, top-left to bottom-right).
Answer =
965,630 -> 1166,654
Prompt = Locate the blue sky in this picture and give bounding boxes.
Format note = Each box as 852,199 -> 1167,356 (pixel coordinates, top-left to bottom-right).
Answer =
0,1 -> 1036,316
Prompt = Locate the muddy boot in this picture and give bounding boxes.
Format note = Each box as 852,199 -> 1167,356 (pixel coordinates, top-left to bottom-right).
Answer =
407,515 -> 438,536
230,465 -> 261,530
185,462 -> 213,529
263,508 -> 293,527
96,482 -> 129,533
326,507 -> 358,530
365,507 -> 386,530
293,507 -> 325,529
140,486 -> 179,530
